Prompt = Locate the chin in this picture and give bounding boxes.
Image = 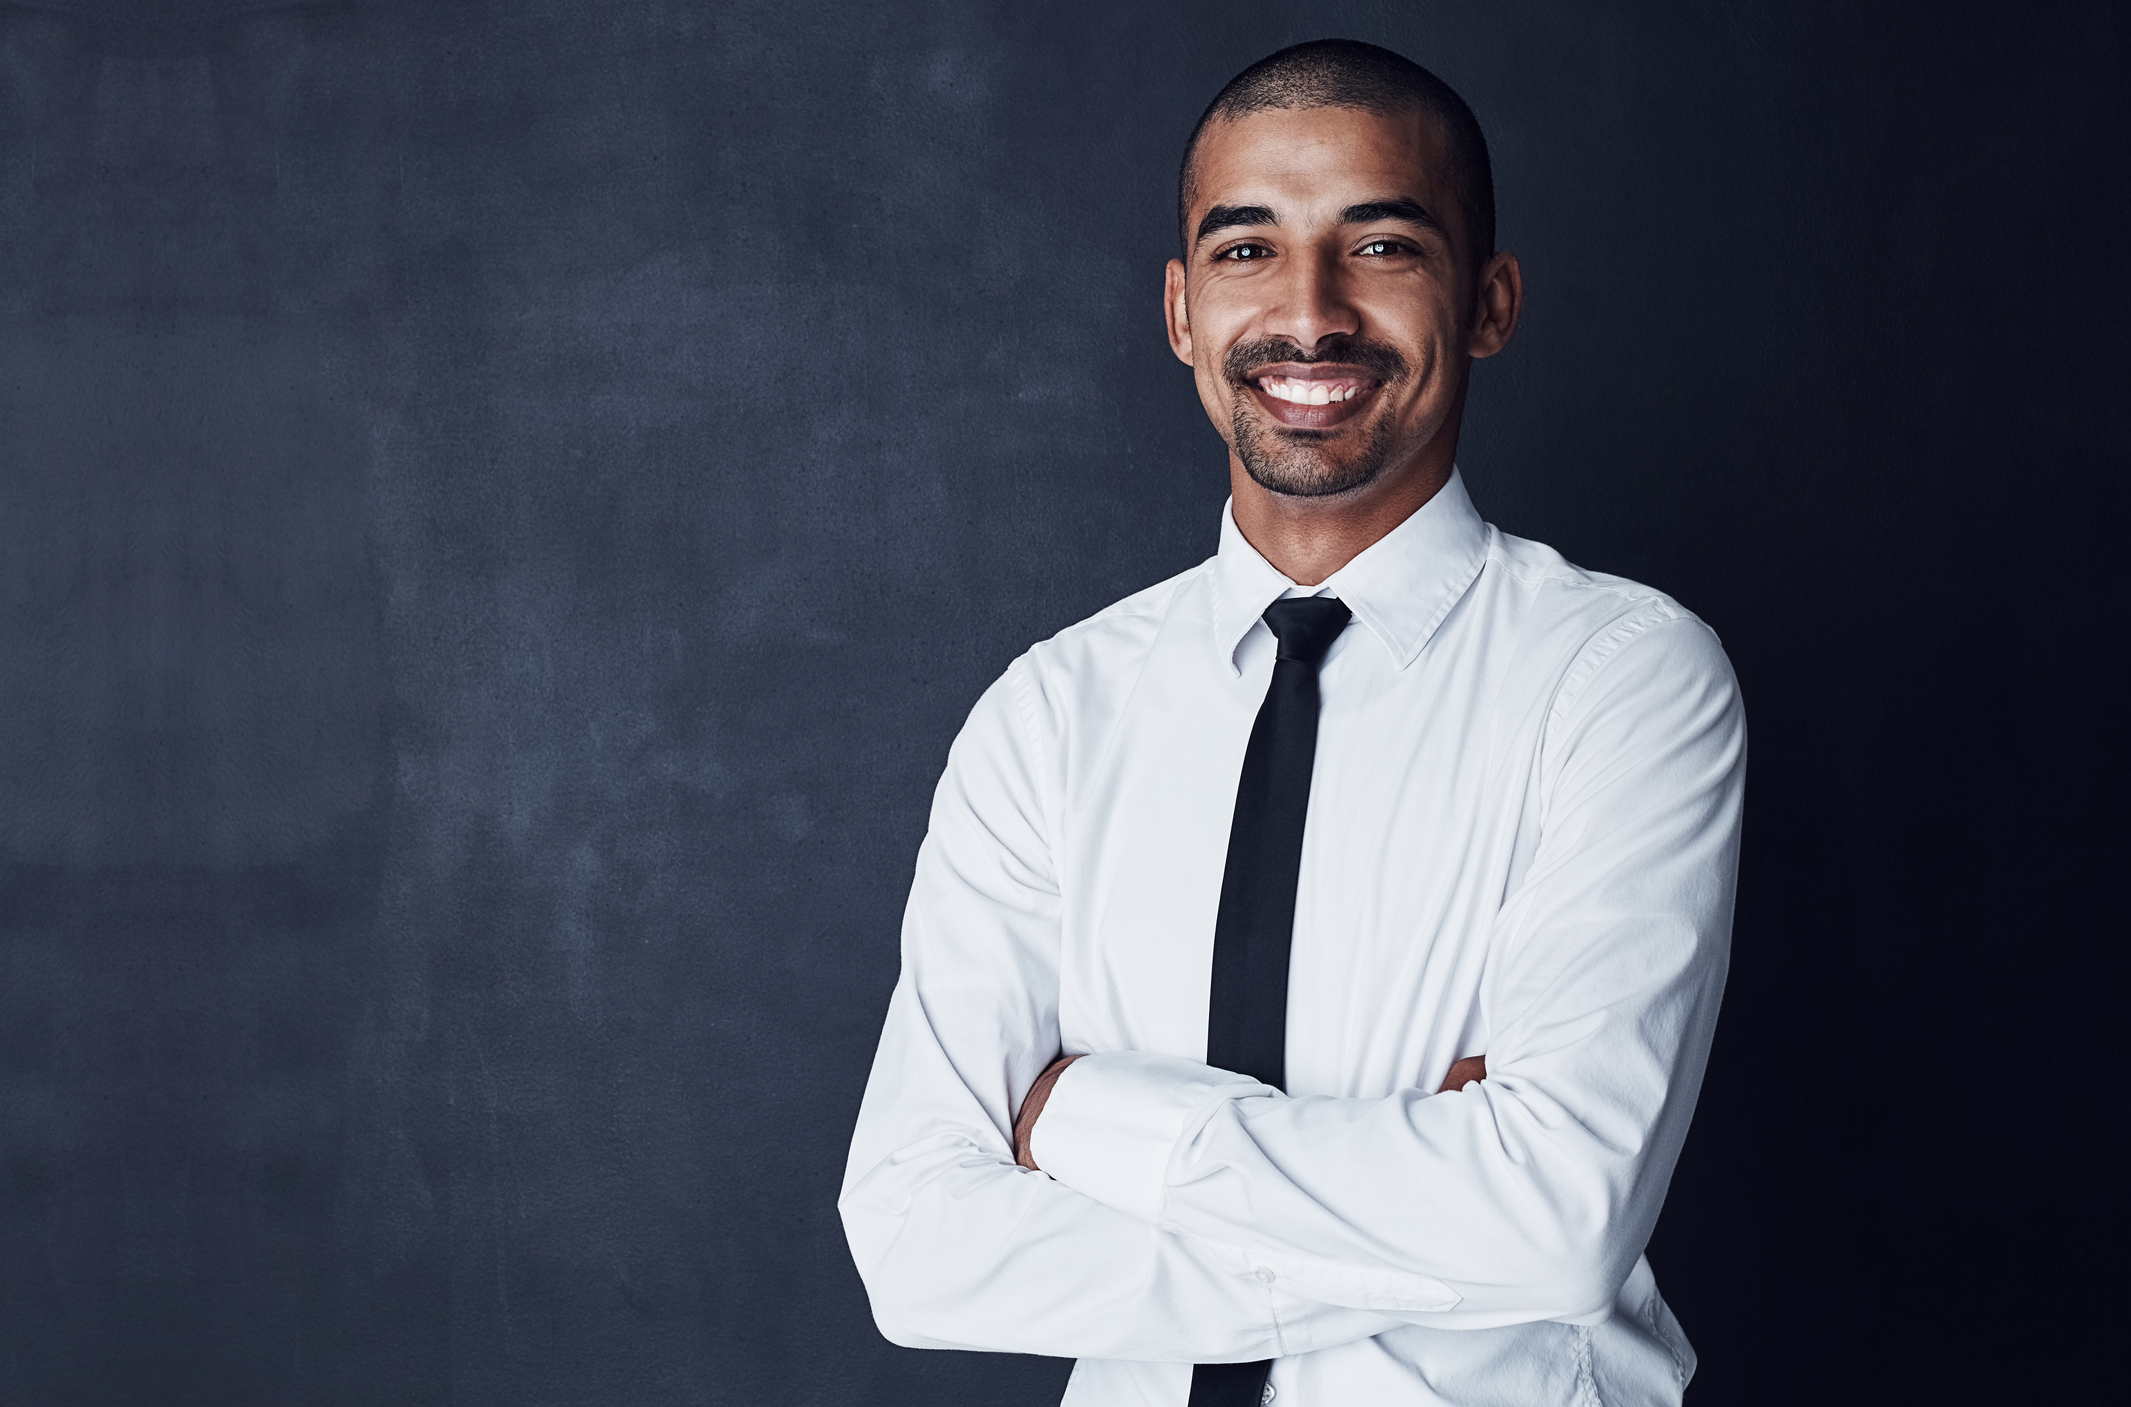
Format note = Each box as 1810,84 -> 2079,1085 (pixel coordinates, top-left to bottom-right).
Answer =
1243,458 -> 1382,499
1236,414 -> 1401,500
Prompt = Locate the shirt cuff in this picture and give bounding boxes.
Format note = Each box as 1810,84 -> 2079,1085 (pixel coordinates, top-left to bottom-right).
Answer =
1030,1050 -> 1272,1225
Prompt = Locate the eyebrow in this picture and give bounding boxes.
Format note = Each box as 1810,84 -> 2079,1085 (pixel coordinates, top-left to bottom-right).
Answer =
1193,196 -> 1448,246
1194,204 -> 1278,243
1338,198 -> 1447,236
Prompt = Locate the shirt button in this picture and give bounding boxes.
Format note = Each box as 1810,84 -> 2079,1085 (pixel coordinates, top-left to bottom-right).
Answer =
1255,1268 -> 1277,1283
1261,1384 -> 1277,1404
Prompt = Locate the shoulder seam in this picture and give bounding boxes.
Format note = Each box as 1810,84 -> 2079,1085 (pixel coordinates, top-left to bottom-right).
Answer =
1002,653 -> 1049,784
1547,604 -> 1700,730
1484,545 -> 1672,608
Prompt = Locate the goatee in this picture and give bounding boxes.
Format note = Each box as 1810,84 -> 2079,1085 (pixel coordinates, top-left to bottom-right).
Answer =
1232,409 -> 1402,498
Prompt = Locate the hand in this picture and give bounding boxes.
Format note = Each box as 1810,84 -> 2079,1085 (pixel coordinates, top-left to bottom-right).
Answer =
1013,1053 -> 1084,1171
1437,1054 -> 1486,1092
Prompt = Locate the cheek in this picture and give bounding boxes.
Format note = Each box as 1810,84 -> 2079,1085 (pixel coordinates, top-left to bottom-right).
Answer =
1193,362 -> 1236,419
1357,302 -> 1444,375
1185,291 -> 1259,363
1399,316 -> 1463,389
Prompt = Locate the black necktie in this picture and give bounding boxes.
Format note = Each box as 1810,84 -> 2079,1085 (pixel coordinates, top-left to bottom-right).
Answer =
1190,596 -> 1352,1407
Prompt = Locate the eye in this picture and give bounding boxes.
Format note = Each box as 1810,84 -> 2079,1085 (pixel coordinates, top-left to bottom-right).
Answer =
1217,242 -> 1275,262
1357,238 -> 1413,258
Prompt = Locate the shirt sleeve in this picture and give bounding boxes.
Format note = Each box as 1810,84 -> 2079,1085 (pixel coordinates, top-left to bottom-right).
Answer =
838,658 -> 1411,1361
1030,612 -> 1746,1329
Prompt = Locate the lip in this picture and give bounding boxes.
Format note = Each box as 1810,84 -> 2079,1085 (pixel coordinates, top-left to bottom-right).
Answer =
1241,363 -> 1383,429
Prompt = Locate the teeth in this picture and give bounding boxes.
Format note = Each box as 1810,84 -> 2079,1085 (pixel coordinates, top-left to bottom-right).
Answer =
1260,377 -> 1363,405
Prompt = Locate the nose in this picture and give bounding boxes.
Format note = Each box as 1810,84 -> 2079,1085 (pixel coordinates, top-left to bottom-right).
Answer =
1263,244 -> 1360,353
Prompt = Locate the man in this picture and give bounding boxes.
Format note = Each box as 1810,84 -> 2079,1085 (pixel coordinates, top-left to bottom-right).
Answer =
841,38 -> 1743,1407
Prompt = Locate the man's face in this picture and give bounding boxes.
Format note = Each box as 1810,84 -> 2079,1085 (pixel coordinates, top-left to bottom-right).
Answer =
1166,105 -> 1495,499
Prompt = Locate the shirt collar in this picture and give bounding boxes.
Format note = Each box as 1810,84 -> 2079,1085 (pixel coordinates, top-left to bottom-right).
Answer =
1209,468 -> 1490,676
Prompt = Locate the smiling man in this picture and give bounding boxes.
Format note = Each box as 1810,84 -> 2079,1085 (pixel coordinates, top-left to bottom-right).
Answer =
841,39 -> 1744,1407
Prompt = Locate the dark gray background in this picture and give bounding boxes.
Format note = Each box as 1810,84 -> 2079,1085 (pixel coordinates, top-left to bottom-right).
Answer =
1,1 -> 2121,1402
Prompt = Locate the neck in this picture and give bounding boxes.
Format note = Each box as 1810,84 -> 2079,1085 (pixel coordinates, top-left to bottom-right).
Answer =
1229,444 -> 1456,586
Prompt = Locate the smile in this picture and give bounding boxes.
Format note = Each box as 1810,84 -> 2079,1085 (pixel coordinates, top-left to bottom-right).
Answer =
1244,364 -> 1384,428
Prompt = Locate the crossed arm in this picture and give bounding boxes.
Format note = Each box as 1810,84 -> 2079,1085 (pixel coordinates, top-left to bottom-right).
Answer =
1013,1054 -> 1488,1172
841,619 -> 1744,1358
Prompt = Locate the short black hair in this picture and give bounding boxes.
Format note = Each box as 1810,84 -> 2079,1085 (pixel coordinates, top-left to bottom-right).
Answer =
1178,39 -> 1495,273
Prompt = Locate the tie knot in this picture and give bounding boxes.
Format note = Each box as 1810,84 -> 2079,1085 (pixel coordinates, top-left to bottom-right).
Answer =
1262,597 -> 1352,668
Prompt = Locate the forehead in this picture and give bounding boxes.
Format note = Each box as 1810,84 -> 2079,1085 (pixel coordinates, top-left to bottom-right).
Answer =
1190,105 -> 1453,222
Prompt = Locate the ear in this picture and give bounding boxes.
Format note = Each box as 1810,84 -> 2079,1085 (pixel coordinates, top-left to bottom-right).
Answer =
1164,258 -> 1195,366
1468,251 -> 1523,359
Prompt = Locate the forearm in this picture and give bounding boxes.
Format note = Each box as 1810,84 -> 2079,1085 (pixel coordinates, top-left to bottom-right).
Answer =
1053,1040 -> 1702,1315
841,979 -> 1405,1359
841,1124 -> 1406,1359
1028,1024 -> 1708,1329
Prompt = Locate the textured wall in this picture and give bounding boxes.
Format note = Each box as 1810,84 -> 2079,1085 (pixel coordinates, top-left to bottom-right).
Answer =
0,2 -> 2120,1402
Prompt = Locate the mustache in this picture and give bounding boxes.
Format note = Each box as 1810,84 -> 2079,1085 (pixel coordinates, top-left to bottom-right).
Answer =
1223,335 -> 1411,387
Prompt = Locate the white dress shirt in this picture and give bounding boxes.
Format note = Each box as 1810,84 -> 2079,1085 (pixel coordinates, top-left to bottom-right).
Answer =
841,471 -> 1746,1406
